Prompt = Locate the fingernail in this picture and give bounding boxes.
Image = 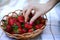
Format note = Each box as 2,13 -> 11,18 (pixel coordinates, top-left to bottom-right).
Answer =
30,22 -> 33,25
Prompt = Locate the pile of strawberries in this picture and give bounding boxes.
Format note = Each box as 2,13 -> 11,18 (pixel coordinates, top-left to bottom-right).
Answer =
2,14 -> 46,34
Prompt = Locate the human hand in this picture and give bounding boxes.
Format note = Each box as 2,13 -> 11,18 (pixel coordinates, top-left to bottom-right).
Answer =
23,0 -> 59,24
23,4 -> 44,24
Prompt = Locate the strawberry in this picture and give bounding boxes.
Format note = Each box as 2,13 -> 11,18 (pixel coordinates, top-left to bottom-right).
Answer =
17,16 -> 24,22
38,16 -> 46,24
40,19 -> 46,24
28,29 -> 33,32
18,28 -> 23,34
8,17 -> 15,26
15,22 -> 21,28
34,20 -> 40,25
13,18 -> 17,23
40,24 -> 43,27
35,25 -> 40,29
25,23 -> 32,29
35,24 -> 43,29
22,29 -> 27,33
6,25 -> 12,33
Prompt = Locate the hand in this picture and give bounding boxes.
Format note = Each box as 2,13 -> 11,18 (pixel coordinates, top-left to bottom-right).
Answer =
23,4 -> 44,24
23,0 -> 59,24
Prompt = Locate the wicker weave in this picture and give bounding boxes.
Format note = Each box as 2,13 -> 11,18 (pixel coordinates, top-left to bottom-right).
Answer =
0,10 -> 47,40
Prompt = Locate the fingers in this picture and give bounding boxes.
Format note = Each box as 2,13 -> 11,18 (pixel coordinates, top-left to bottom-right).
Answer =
25,8 -> 33,22
30,12 -> 41,24
23,8 -> 27,17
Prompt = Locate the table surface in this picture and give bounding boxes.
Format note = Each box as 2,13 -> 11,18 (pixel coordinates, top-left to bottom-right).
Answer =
0,0 -> 60,40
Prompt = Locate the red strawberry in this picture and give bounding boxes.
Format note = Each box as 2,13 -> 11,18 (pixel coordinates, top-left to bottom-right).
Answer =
25,23 -> 32,29
35,24 -> 43,29
28,29 -> 33,32
18,28 -> 23,34
8,17 -> 15,26
15,22 -> 21,28
13,18 -> 17,23
40,19 -> 46,24
35,25 -> 40,29
38,16 -> 46,24
18,16 -> 24,22
22,29 -> 27,33
40,24 -> 43,27
6,25 -> 12,32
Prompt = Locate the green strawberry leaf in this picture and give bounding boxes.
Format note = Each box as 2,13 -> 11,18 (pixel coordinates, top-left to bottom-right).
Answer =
12,24 -> 18,33
14,29 -> 18,33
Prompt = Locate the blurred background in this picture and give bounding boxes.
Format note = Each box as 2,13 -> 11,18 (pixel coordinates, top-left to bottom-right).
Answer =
0,0 -> 60,40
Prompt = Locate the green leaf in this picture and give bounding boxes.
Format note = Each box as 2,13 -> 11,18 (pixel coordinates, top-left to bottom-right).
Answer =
13,26 -> 18,30
14,29 -> 18,33
12,24 -> 18,33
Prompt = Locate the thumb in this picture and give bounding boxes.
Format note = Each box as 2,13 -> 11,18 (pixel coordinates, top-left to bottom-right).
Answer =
30,12 -> 41,24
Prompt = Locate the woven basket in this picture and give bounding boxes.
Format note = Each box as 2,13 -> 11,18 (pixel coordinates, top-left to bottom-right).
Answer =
0,10 -> 47,40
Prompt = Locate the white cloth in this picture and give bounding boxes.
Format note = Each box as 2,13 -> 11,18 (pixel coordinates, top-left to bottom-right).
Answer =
0,0 -> 60,40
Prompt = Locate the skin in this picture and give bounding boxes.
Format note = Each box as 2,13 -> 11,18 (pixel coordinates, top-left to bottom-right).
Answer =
23,0 -> 60,24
